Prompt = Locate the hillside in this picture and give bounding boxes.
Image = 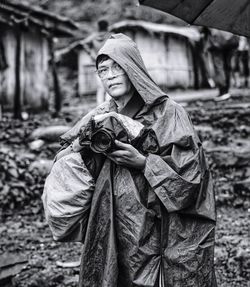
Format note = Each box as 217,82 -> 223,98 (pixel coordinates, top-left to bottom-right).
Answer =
15,0 -> 185,31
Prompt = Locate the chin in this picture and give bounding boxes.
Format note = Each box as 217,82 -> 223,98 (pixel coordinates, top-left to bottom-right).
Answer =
108,89 -> 125,99
110,93 -> 123,99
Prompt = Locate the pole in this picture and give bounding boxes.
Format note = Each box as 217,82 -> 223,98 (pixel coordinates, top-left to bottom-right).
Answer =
49,38 -> 61,115
14,26 -> 22,119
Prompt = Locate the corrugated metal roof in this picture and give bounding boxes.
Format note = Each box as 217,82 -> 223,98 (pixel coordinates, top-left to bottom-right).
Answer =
111,20 -> 201,41
55,20 -> 201,61
0,0 -> 79,37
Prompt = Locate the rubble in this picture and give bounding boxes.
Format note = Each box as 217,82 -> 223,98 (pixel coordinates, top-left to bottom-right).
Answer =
30,126 -> 70,142
0,93 -> 249,286
0,253 -> 28,287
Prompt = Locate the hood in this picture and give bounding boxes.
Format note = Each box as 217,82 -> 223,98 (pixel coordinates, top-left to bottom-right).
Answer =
96,33 -> 167,105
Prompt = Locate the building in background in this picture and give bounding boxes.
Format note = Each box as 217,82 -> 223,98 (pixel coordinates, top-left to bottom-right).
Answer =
57,20 -> 207,101
0,0 -> 78,115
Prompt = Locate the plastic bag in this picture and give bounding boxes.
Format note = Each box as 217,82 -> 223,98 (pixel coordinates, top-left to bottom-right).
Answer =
42,152 -> 95,241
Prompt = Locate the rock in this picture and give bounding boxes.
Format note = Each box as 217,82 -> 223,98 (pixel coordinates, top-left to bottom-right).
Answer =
29,140 -> 45,151
235,247 -> 249,261
0,253 -> 28,282
56,260 -> 81,268
234,178 -> 250,193
206,140 -> 250,167
233,198 -> 244,208
21,112 -> 29,121
7,168 -> 19,179
30,126 -> 71,142
215,246 -> 228,262
29,159 -> 54,177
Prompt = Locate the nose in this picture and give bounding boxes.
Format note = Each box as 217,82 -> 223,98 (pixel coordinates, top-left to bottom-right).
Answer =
106,67 -> 116,79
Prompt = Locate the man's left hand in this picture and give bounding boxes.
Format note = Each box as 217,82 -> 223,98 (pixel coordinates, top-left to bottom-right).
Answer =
107,140 -> 146,170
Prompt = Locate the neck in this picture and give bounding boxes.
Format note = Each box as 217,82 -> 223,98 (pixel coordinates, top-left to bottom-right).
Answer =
114,91 -> 134,113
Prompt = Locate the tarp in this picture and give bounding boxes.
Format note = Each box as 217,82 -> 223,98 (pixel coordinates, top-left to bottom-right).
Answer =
52,34 -> 217,287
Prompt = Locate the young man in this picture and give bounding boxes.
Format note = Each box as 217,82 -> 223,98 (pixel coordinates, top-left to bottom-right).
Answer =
48,34 -> 217,287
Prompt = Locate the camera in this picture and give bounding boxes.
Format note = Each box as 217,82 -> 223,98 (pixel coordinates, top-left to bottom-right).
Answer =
78,112 -> 146,155
90,128 -> 116,154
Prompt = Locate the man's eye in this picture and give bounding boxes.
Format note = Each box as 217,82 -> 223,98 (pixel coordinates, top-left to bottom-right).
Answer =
99,68 -> 108,74
113,64 -> 122,72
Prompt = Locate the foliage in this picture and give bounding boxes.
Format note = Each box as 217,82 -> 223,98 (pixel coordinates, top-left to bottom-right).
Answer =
16,0 -> 185,25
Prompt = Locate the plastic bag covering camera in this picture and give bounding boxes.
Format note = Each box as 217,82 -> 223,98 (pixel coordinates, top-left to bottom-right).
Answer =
79,112 -> 145,154
42,153 -> 95,241
42,114 -> 146,241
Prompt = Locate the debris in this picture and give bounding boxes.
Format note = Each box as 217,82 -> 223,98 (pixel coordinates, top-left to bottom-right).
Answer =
0,253 -> 28,286
30,126 -> 71,142
29,140 -> 46,151
29,160 -> 54,177
56,260 -> 81,268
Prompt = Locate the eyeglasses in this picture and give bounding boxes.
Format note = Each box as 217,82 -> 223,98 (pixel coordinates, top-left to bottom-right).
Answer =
97,63 -> 125,79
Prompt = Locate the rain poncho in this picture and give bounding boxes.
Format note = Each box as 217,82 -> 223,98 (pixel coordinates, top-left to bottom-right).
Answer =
42,152 -> 95,241
50,34 -> 217,287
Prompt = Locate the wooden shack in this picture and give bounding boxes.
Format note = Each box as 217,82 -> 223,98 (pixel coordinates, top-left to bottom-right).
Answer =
57,20 -> 205,98
56,32 -> 101,97
0,1 -> 78,114
111,20 -> 203,91
111,20 -> 205,90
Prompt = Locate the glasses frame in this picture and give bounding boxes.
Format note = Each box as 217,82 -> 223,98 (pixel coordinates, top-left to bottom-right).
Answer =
96,63 -> 125,80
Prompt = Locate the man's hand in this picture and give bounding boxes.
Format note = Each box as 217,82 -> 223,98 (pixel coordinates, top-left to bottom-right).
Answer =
107,140 -> 146,170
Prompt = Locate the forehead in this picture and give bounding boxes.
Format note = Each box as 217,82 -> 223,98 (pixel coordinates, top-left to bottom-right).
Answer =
98,58 -> 117,68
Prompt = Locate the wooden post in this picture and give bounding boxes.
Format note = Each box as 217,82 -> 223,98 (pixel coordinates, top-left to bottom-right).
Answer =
49,38 -> 61,115
190,42 -> 200,90
14,26 -> 22,119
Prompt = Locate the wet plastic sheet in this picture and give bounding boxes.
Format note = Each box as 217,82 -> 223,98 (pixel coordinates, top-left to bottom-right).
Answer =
42,153 -> 94,241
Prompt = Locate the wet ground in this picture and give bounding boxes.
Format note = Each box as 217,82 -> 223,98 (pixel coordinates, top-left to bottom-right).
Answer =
0,88 -> 249,286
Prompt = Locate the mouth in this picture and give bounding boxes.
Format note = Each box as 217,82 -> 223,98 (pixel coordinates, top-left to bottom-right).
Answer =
109,83 -> 121,89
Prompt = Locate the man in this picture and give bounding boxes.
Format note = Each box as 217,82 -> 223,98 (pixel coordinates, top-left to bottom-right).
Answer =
83,19 -> 111,105
201,28 -> 238,101
46,34 -> 217,287
233,36 -> 249,88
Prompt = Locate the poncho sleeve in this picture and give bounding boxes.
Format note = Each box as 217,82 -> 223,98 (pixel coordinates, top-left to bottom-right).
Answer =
143,100 -> 203,213
60,101 -> 111,145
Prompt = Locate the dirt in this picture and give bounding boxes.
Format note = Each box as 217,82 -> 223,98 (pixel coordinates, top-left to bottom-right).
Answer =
0,91 -> 250,286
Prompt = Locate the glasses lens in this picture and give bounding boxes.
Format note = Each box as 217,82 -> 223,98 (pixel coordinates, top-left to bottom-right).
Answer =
97,64 -> 124,79
112,63 -> 124,74
97,68 -> 108,79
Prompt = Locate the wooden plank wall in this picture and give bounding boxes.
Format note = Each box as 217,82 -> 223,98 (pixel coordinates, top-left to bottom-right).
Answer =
0,27 -> 16,106
135,30 -> 195,89
21,30 -> 49,109
0,26 -> 50,110
78,50 -> 97,96
77,29 -> 200,96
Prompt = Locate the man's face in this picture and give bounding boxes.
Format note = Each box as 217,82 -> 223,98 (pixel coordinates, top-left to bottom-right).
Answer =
97,58 -> 134,99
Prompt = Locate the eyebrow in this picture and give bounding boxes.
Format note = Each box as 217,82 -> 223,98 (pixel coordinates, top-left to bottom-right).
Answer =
98,60 -> 115,68
98,63 -> 108,68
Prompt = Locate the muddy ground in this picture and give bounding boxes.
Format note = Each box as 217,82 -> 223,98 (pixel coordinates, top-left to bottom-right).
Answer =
0,89 -> 249,286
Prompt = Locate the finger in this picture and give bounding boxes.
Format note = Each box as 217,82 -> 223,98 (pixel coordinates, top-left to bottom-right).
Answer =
115,140 -> 131,150
109,150 -> 129,158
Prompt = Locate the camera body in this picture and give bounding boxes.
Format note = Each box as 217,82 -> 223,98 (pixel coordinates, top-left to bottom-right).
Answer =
78,112 -> 148,155
90,128 -> 116,154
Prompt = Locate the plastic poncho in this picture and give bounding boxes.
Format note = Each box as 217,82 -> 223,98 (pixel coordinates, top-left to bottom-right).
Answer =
57,34 -> 217,287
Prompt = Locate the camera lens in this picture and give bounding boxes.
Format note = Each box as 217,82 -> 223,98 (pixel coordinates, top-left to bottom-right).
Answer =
91,130 -> 113,153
